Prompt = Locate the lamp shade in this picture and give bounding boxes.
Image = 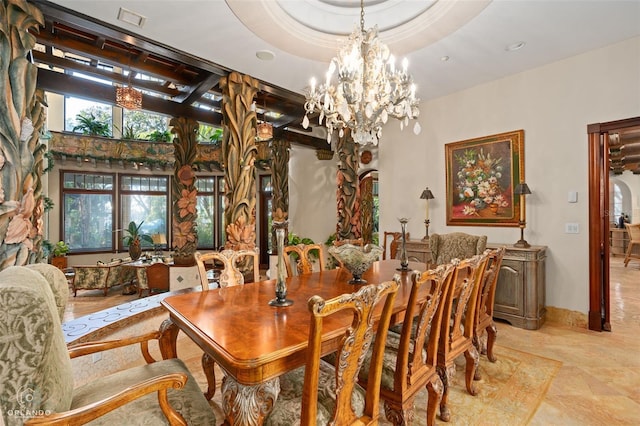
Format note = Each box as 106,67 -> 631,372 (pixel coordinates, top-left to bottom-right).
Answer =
514,183 -> 531,195
116,85 -> 142,110
420,188 -> 435,200
152,233 -> 167,245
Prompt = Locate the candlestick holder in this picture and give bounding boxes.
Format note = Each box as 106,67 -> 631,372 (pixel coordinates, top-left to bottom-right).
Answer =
422,219 -> 431,242
397,217 -> 410,272
513,182 -> 531,248
269,220 -> 293,307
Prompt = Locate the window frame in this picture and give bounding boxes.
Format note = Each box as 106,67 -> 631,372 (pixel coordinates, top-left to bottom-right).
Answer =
60,170 -> 116,254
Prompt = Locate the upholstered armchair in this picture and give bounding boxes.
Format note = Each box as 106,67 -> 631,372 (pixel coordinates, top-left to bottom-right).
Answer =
0,265 -> 216,426
429,232 -> 488,265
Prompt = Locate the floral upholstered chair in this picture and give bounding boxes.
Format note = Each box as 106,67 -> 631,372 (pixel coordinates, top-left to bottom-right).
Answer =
0,265 -> 216,426
429,232 -> 487,265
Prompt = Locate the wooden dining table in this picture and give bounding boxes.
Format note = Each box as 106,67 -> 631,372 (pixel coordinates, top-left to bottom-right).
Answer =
160,259 -> 426,425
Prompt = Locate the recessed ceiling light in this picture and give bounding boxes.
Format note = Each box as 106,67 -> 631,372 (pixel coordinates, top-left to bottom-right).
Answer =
505,41 -> 526,52
117,8 -> 146,28
256,50 -> 275,61
441,55 -> 450,62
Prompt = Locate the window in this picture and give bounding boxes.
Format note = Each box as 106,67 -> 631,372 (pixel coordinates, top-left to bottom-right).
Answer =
195,176 -> 225,249
61,172 -> 115,252
64,96 -> 113,135
123,109 -> 171,140
120,175 -> 169,251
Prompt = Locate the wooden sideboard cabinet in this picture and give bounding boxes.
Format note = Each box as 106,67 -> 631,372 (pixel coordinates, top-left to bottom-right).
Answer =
404,239 -> 431,264
489,244 -> 547,330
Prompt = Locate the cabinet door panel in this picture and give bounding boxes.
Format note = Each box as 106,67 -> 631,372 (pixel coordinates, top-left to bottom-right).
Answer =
494,259 -> 524,317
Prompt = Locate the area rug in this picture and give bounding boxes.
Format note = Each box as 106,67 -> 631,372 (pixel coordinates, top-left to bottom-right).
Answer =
194,343 -> 562,425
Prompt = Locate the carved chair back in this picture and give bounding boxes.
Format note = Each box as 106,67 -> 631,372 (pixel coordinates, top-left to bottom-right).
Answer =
362,262 -> 455,425
283,244 -> 326,276
301,281 -> 398,425
473,247 -> 505,362
195,249 -> 259,290
437,253 -> 489,422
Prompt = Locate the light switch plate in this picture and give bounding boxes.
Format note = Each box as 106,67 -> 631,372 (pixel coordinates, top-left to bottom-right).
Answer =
568,191 -> 578,203
565,223 -> 579,233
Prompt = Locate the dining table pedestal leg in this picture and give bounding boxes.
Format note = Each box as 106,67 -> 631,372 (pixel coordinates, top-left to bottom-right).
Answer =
221,375 -> 280,426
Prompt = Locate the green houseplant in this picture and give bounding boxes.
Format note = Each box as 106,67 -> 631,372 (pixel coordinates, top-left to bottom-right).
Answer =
72,112 -> 111,137
50,240 -> 70,269
123,221 -> 153,261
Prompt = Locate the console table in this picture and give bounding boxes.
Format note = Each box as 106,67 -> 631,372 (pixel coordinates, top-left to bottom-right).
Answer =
398,239 -> 547,330
489,244 -> 547,330
404,239 -> 431,263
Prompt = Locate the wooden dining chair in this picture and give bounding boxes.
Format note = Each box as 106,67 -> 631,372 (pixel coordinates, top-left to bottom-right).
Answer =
382,231 -> 407,260
283,244 -> 325,276
473,246 -> 506,380
437,253 -> 489,422
265,280 -> 399,426
195,249 -> 259,290
194,249 -> 259,400
357,262 -> 456,426
623,223 -> 640,267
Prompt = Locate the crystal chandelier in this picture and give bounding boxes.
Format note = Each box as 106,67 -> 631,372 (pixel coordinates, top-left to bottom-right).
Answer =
302,0 -> 420,146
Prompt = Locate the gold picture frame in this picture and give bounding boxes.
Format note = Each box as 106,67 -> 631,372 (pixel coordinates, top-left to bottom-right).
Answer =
445,130 -> 524,227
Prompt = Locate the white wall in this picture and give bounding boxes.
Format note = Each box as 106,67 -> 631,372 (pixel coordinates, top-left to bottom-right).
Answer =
375,36 -> 640,314
615,173 -> 640,222
288,145 -> 337,245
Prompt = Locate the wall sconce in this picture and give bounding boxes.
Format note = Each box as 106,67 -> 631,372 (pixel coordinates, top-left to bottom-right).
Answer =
514,182 -> 531,248
420,187 -> 435,241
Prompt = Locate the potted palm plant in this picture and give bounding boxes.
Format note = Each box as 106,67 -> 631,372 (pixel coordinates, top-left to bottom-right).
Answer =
123,221 -> 153,261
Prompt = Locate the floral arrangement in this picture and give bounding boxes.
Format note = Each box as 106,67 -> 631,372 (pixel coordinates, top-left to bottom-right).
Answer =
454,148 -> 509,216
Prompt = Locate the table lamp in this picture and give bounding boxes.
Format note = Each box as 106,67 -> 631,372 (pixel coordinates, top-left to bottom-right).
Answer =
514,182 -> 531,248
420,188 -> 434,241
152,233 -> 167,256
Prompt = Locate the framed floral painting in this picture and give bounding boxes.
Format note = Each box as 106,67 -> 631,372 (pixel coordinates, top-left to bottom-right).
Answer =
445,130 -> 524,227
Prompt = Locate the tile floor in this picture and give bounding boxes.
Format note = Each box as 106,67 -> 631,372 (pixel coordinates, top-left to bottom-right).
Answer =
64,256 -> 640,424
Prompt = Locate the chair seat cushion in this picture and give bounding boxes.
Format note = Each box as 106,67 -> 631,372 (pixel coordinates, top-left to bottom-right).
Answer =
265,360 -> 365,426
72,358 -> 215,425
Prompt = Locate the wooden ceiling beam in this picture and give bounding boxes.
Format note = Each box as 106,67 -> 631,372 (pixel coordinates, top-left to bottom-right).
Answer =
36,29 -> 198,85
173,73 -> 221,104
37,68 -> 222,126
31,0 -> 231,76
32,51 -> 181,98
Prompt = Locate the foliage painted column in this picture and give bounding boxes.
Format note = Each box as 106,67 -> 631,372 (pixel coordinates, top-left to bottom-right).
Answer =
220,72 -> 259,251
360,175 -> 374,244
0,0 -> 45,270
270,138 -> 290,245
170,117 -> 198,265
336,131 -> 361,241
